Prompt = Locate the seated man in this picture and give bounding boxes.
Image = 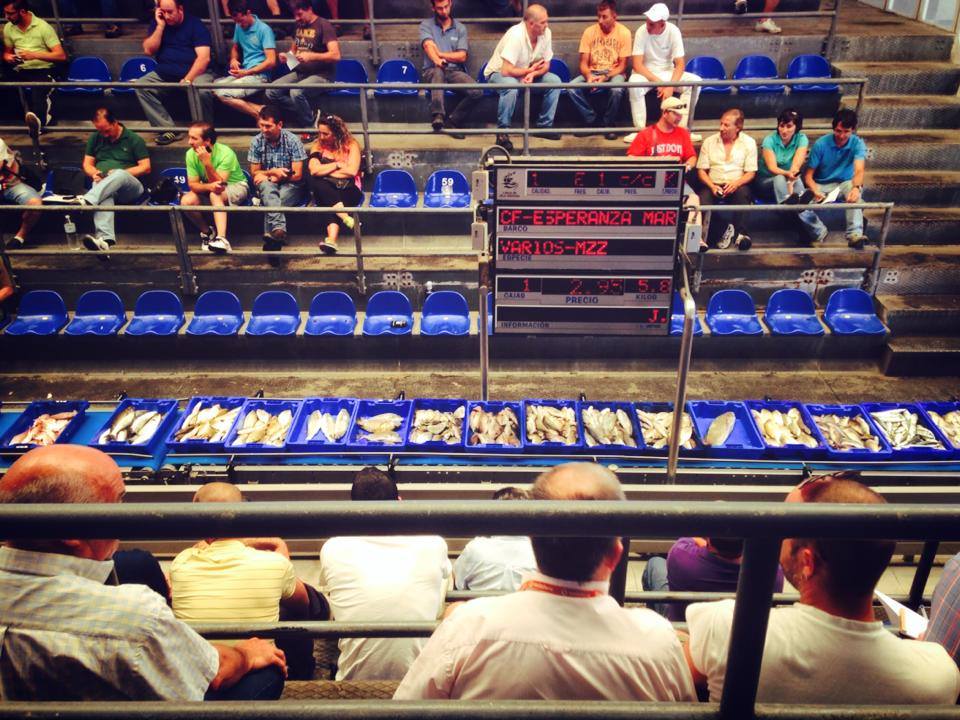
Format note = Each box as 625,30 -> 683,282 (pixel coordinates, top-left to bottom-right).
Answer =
685,474 -> 960,704
696,108 -> 755,251
567,0 -> 631,140
420,0 -> 481,139
248,104 -> 308,251
170,481 -> 329,680
453,486 -> 537,592
799,108 -> 869,249
182,121 -> 249,254
395,463 -> 696,701
0,445 -> 287,701
265,0 -> 339,138
0,137 -> 41,250
483,4 -> 561,153
320,467 -> 451,680
210,0 -> 277,121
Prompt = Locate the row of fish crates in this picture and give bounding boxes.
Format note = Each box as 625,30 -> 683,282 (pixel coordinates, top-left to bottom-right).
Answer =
2,396 -> 960,461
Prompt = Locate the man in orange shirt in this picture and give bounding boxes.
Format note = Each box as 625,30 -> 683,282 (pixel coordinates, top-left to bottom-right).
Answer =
566,0 -> 631,140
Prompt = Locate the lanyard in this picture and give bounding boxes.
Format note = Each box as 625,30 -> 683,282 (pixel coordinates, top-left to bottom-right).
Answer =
520,579 -> 604,599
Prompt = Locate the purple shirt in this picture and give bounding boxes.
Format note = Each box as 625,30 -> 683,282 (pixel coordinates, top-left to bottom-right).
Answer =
666,537 -> 785,622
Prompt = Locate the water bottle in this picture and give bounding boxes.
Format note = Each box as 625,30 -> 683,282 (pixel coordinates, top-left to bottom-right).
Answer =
424,281 -> 434,297
64,214 -> 78,250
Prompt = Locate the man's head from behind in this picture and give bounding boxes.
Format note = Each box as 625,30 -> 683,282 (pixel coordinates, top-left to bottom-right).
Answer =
193,481 -> 243,504
781,475 -> 894,609
492,486 -> 529,501
351,466 -> 399,501
530,463 -> 625,583
0,445 -> 124,561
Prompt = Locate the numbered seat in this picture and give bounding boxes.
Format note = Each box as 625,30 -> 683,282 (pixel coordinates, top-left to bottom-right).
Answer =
331,59 -> 368,96
113,56 -> 157,94
824,288 -> 886,335
369,169 -> 418,208
763,289 -> 824,336
185,290 -> 244,336
733,55 -> 785,94
669,291 -> 703,337
421,291 -> 470,336
362,290 -> 413,336
4,290 -> 68,336
125,290 -> 184,336
686,56 -> 731,94
375,59 -> 419,96
304,291 -> 357,336
423,170 -> 470,208
60,56 -> 111,95
64,290 -> 126,336
246,291 -> 302,336
787,54 -> 839,93
705,289 -> 763,336
150,167 -> 189,205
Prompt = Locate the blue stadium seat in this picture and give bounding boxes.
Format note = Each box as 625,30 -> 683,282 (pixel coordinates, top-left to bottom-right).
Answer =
60,56 -> 111,95
824,288 -> 886,335
246,291 -> 301,336
705,289 -> 763,336
763,289 -> 824,336
113,56 -> 157,94
787,54 -> 839,93
4,290 -> 68,336
421,291 -> 470,336
125,290 -> 184,336
549,58 -> 571,83
375,59 -> 419,96
669,291 -> 703,337
477,63 -> 494,96
476,291 -> 493,335
362,290 -> 413,336
150,167 -> 189,205
733,55 -> 785,94
369,169 -> 418,208
686,56 -> 731,94
423,169 -> 470,208
304,291 -> 357,336
64,290 -> 126,336
331,60 -> 368,96
185,290 -> 244,336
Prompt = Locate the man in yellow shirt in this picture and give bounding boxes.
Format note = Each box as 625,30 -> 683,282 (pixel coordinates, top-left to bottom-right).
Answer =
567,0 -> 631,140
2,0 -> 66,130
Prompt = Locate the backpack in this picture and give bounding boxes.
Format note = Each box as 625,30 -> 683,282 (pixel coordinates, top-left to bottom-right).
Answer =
150,177 -> 181,205
46,165 -> 88,196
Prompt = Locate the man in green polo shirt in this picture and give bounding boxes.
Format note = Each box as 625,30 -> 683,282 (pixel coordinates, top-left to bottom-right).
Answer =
2,0 -> 67,130
181,121 -> 249,254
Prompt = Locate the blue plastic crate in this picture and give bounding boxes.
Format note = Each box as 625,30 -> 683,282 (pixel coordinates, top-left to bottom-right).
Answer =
633,401 -> 702,455
165,396 -> 246,454
803,403 -> 893,460
522,399 -> 584,454
0,400 -> 90,451
745,400 -> 828,460
407,399 -> 468,452
918,401 -> 960,457
223,399 -> 302,453
464,401 -> 524,453
579,402 -> 643,453
347,400 -> 413,451
688,401 -> 765,459
89,399 -> 179,454
861,402 -> 953,460
287,398 -> 358,452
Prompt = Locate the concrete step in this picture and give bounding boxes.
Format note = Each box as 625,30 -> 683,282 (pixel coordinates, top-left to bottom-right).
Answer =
882,336 -> 960,376
831,31 -> 954,63
877,294 -> 960,335
834,61 -> 960,96
863,170 -> 960,206
847,94 -> 960,129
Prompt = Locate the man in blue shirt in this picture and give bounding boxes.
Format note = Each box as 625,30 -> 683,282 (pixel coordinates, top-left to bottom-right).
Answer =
209,0 -> 277,121
420,0 -> 481,139
800,108 -> 868,249
136,0 -> 214,146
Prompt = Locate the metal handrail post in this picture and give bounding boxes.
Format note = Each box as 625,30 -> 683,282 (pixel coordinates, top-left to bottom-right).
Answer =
50,0 -> 65,42
854,76 -> 866,120
206,0 -> 228,62
522,85 -> 531,155
353,213 -> 367,295
168,208 -> 198,296
718,538 -> 782,720
865,204 -> 892,296
825,0 -> 842,60
907,540 -> 939,611
186,82 -> 201,124
359,90 -> 374,175
667,264 -> 695,483
367,0 -> 380,67
677,0 -> 686,30
479,257 -> 491,401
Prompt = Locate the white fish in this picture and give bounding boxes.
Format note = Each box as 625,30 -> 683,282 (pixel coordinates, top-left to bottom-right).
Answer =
704,412 -> 736,447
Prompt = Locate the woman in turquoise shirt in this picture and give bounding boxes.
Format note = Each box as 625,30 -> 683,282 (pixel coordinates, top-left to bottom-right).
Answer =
755,109 -> 811,205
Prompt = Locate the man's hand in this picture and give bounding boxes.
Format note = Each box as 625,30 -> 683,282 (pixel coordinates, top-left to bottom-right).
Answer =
271,167 -> 291,182
229,59 -> 242,76
238,638 -> 287,676
845,186 -> 861,203
16,49 -> 38,61
587,73 -> 604,83
810,185 -> 824,202
712,183 -> 726,197
657,85 -> 675,99
210,180 -> 226,194
91,170 -> 105,184
155,5 -> 166,25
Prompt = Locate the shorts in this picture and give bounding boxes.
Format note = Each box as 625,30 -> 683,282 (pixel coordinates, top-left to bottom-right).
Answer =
224,181 -> 248,205
2,181 -> 40,205
214,73 -> 271,99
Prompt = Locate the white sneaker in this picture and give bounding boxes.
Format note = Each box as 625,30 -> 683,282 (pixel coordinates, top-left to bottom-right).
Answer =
207,236 -> 232,254
82,234 -> 113,252
755,17 -> 782,33
623,131 -> 638,144
716,223 -> 736,250
734,0 -> 748,13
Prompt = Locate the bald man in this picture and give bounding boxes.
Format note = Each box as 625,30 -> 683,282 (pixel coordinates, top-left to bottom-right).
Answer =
395,462 -> 696,701
0,446 -> 287,701
169,481 -> 326,679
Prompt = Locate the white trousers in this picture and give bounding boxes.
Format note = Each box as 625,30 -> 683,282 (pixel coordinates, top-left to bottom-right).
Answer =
628,68 -> 701,129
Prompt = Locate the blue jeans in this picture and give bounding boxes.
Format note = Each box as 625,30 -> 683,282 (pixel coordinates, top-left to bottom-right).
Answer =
642,556 -> 670,619
265,71 -> 330,129
205,665 -> 284,701
82,169 -> 144,242
566,74 -> 626,126
256,180 -> 308,234
754,174 -> 801,204
798,179 -> 864,240
488,71 -> 561,129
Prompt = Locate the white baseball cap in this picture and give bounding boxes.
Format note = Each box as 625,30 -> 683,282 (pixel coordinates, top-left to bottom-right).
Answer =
644,3 -> 670,22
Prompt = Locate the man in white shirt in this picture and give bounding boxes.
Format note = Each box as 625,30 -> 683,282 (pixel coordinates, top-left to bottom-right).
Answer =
394,462 -> 697,701
453,486 -> 537,592
625,2 -> 700,144
319,467 -> 451,680
685,474 -> 960,705
483,4 -> 562,152
696,107 -> 756,251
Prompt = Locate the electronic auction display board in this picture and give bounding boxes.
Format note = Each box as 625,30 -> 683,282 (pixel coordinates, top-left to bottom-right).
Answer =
490,158 -> 684,335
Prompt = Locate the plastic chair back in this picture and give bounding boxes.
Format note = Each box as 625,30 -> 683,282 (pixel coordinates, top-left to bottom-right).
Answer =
669,290 -> 703,337
763,288 -> 823,336
62,56 -> 111,94
423,169 -> 471,208
114,56 -> 157,94
305,291 -> 357,336
733,54 -> 785,93
332,60 -> 369,95
247,291 -> 301,336
477,62 -> 494,95
787,54 -> 839,93
370,169 -> 418,208
421,291 -> 470,336
362,290 -> 413,336
686,56 -> 730,94
125,290 -> 184,336
375,59 -> 419,95
5,290 -> 68,336
64,290 -> 126,336
824,288 -> 886,335
549,58 -> 571,83
186,290 -> 244,336
705,289 -> 763,336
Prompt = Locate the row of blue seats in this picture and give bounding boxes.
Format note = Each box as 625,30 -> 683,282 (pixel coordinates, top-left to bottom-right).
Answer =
62,53 -> 837,99
2,289 -> 472,337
